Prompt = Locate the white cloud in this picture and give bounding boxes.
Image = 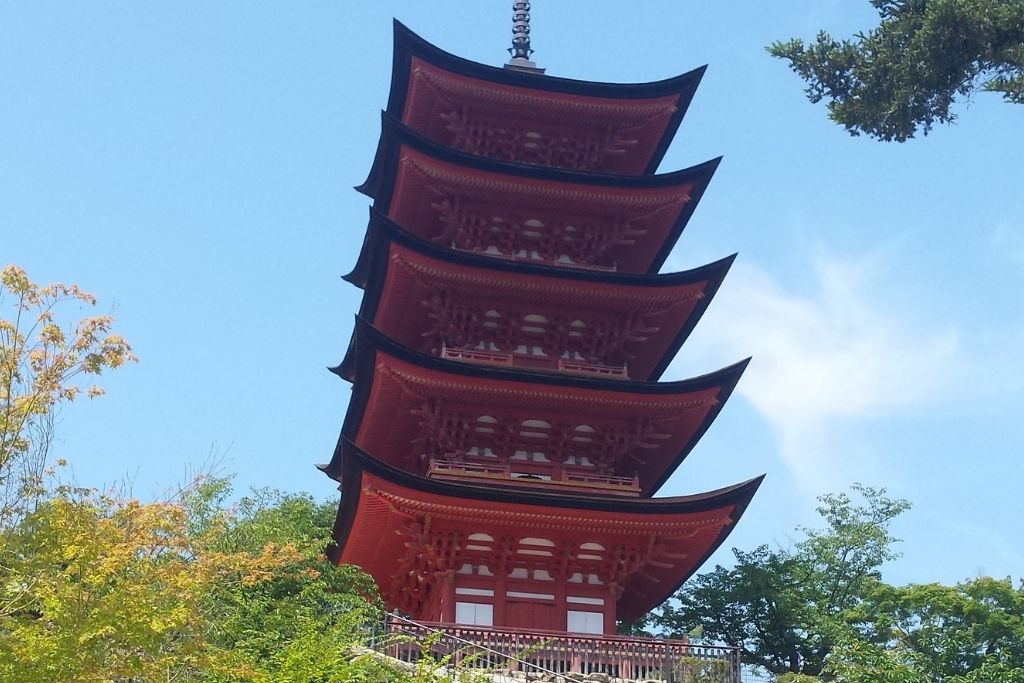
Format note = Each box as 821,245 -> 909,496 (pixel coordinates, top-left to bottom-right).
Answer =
669,250 -> 960,491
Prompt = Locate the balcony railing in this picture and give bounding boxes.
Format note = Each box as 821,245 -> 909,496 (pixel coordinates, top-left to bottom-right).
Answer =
441,345 -> 629,379
451,245 -> 619,273
426,458 -> 640,496
371,615 -> 741,682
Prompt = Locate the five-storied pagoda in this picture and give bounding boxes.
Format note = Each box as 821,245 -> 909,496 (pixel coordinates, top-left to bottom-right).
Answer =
322,6 -> 763,636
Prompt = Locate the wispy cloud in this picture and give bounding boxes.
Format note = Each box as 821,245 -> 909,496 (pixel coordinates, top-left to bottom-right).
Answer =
670,249 -> 960,491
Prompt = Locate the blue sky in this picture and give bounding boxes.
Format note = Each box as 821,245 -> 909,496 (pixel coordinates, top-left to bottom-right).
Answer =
2,2 -> 1021,588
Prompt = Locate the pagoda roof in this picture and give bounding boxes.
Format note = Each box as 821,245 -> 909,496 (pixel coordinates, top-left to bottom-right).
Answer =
385,20 -> 706,175
357,116 -> 720,274
329,439 -> 763,620
325,319 -> 748,496
343,209 -> 733,381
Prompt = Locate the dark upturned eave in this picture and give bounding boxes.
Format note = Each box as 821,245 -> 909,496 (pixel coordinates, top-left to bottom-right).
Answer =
327,439 -> 764,617
343,208 -> 735,383
319,318 -> 749,487
355,115 -> 721,274
385,20 -> 706,175
345,206 -> 733,290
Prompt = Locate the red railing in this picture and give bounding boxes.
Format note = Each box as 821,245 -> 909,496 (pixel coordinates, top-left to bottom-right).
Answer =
451,245 -> 619,273
440,346 -> 514,366
440,345 -> 629,379
375,616 -> 741,682
557,358 -> 629,379
426,458 -> 640,496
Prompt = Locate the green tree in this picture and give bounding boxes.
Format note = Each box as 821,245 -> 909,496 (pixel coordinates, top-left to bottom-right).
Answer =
655,484 -> 910,676
853,577 -> 1024,680
0,478 -> 391,682
769,0 -> 1024,141
0,265 -> 135,525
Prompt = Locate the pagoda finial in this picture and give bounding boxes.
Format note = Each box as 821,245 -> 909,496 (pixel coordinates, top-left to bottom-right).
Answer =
504,2 -> 545,74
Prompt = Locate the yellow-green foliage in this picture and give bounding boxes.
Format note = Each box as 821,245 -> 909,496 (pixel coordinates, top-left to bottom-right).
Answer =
0,480 -> 385,681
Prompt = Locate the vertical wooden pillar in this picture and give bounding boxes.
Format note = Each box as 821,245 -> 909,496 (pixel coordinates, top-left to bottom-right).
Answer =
493,570 -> 507,626
440,571 -> 456,623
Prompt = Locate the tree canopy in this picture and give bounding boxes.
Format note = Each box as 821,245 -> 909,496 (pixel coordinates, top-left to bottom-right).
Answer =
654,483 -> 1024,681
656,484 -> 910,676
769,0 -> 1024,141
0,265 -> 135,525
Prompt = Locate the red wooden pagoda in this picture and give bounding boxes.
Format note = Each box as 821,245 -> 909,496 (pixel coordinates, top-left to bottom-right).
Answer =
322,17 -> 762,637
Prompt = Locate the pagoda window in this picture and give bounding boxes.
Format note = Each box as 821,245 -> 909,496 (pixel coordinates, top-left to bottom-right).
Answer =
511,450 -> 549,462
519,419 -> 552,440
567,610 -> 603,635
509,567 -> 529,579
466,446 -> 496,458
482,310 -> 501,330
520,537 -> 555,547
573,425 -> 595,443
455,601 -> 493,627
466,532 -> 494,552
563,455 -> 594,467
483,245 -> 501,255
580,542 -> 605,551
568,573 -> 583,584
533,569 -> 554,582
587,574 -> 604,585
457,563 -> 474,575
520,320 -> 546,334
518,538 -> 555,556
474,416 -> 497,434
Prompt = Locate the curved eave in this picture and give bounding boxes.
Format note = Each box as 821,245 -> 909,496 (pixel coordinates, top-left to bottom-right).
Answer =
320,318 -> 749,488
386,20 -> 705,175
329,438 -> 764,618
357,112 -> 720,198
342,209 -> 734,383
356,117 -> 720,275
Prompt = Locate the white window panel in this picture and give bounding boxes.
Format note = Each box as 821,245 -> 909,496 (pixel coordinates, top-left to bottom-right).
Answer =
567,610 -> 603,634
455,602 -> 494,627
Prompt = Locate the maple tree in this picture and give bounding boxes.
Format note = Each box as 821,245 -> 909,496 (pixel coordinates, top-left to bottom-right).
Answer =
0,265 -> 135,525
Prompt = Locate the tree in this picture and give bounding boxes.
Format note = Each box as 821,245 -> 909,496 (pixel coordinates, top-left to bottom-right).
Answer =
852,577 -> 1024,680
655,484 -> 910,676
769,0 -> 1024,141
0,477 -> 388,682
0,265 -> 135,525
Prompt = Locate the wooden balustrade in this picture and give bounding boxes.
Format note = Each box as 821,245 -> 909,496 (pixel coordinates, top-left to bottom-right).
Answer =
379,618 -> 741,682
440,345 -> 629,380
427,459 -> 640,496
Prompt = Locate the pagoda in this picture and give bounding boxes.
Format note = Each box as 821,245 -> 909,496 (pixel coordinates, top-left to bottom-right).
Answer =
322,10 -> 762,637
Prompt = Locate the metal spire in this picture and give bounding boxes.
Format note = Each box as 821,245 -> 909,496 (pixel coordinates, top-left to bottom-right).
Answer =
504,2 -> 545,74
